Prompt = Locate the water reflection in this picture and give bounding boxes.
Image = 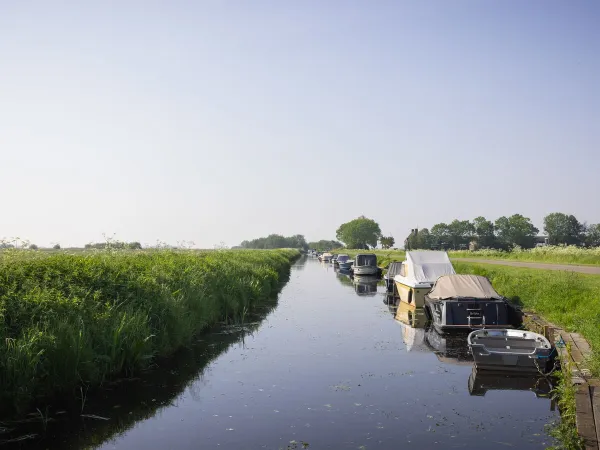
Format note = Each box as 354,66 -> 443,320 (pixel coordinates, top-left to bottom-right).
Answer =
352,275 -> 379,297
468,367 -> 553,398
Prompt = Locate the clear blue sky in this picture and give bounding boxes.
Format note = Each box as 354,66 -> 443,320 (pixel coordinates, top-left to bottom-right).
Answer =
1,1 -> 598,248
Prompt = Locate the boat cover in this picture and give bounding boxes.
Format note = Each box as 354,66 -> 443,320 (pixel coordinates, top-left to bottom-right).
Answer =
402,251 -> 455,284
355,254 -> 377,266
386,261 -> 403,278
428,274 -> 502,300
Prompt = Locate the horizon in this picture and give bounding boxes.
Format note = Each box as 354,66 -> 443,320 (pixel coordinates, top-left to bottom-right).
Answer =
2,1 -> 598,248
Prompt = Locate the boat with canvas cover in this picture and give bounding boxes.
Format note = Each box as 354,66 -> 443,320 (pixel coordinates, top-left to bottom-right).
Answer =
384,261 -> 403,293
424,274 -> 522,332
393,251 -> 455,307
352,253 -> 379,275
468,329 -> 554,373
337,254 -> 352,270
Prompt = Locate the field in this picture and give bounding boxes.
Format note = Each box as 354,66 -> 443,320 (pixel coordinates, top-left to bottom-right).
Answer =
449,245 -> 600,266
0,248 -> 299,415
337,246 -> 600,267
453,262 -> 600,376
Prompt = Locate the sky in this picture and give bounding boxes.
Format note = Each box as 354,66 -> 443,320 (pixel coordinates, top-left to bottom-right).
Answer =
1,1 -> 599,248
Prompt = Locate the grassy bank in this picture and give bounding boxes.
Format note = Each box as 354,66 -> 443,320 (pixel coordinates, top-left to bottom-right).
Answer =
338,246 -> 600,267
454,262 -> 600,376
449,246 -> 600,266
0,248 -> 298,415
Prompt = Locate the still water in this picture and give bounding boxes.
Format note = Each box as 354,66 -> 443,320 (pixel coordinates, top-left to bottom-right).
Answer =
7,256 -> 558,449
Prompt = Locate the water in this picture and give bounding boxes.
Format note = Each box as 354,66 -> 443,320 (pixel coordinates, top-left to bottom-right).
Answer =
4,256 -> 558,449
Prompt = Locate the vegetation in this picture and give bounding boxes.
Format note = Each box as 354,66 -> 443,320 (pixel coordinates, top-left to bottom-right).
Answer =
379,235 -> 395,249
404,212 -> 600,251
240,234 -> 308,250
85,241 -> 143,250
450,245 -> 600,266
0,248 -> 298,415
308,239 -> 343,251
336,216 -> 381,249
454,262 -> 600,376
338,249 -> 406,270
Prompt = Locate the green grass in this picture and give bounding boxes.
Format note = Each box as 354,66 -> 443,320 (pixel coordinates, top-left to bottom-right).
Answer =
449,246 -> 600,266
454,262 -> 600,376
0,248 -> 299,416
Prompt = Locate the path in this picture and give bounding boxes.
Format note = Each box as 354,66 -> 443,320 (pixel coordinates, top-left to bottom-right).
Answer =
453,258 -> 600,275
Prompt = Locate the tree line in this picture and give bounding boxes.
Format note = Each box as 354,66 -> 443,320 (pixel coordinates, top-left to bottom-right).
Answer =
239,234 -> 309,250
405,213 -> 600,250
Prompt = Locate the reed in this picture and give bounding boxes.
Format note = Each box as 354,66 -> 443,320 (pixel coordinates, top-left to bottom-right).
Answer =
0,248 -> 298,415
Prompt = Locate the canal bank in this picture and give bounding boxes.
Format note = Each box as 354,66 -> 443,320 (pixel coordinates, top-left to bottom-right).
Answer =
3,256 -> 558,449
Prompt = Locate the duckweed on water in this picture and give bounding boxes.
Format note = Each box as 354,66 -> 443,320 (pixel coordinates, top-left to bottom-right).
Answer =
0,248 -> 298,415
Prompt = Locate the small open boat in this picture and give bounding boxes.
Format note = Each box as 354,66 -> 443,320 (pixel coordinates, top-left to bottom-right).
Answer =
468,329 -> 554,373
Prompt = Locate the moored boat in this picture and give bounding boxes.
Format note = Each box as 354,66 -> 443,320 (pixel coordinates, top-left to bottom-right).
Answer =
336,254 -> 351,269
424,274 -> 522,333
352,253 -> 378,275
319,252 -> 333,262
393,251 -> 455,307
384,261 -> 403,293
468,329 -> 554,373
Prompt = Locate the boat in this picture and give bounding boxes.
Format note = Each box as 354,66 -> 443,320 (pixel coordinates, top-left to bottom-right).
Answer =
467,367 -> 552,397
393,251 -> 455,308
331,254 -> 339,264
468,329 -> 554,373
424,274 -> 522,333
336,254 -> 352,269
319,252 -> 333,262
384,261 -> 403,293
352,275 -> 379,296
352,253 -> 379,275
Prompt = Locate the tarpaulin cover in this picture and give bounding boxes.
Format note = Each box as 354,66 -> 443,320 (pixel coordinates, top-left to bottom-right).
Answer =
400,251 -> 456,284
427,274 -> 502,300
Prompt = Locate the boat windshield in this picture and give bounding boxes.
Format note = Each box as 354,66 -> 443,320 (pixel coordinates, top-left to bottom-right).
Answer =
356,254 -> 377,266
337,255 -> 349,262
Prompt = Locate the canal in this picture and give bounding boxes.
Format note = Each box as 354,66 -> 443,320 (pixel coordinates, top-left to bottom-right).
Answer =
6,256 -> 558,449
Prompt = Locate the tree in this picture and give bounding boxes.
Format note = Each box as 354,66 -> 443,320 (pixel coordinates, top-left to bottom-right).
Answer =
128,241 -> 142,250
472,216 -> 496,248
416,228 -> 432,249
430,223 -> 451,249
543,213 -> 584,246
380,235 -> 395,249
495,214 -> 539,249
307,240 -> 343,251
584,224 -> 600,247
53,244 -> 61,250
448,220 -> 475,249
29,244 -> 38,250
336,216 -> 381,249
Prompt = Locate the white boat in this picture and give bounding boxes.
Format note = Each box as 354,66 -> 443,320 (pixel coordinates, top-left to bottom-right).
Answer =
320,252 -> 333,262
468,329 -> 554,373
393,251 -> 455,307
384,261 -> 403,293
352,253 -> 378,275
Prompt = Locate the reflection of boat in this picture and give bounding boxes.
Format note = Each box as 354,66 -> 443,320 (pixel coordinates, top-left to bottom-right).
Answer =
395,302 -> 428,329
425,327 -> 473,365
425,275 -> 522,332
384,261 -> 403,293
352,275 -> 379,296
468,367 -> 552,397
353,253 -> 379,275
394,251 -> 455,307
468,329 -> 553,373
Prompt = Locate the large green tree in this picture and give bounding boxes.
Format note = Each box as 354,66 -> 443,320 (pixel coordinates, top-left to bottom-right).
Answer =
380,235 -> 395,249
448,220 -> 475,249
430,223 -> 451,248
495,214 -> 539,248
472,216 -> 496,248
584,224 -> 600,247
543,213 -> 584,246
240,234 -> 308,250
308,240 -> 343,251
336,216 -> 381,249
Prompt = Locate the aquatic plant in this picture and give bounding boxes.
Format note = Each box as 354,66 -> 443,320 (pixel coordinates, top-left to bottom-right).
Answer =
0,248 -> 298,415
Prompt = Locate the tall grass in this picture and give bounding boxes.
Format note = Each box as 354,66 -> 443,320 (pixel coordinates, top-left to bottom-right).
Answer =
0,248 -> 298,415
454,262 -> 600,376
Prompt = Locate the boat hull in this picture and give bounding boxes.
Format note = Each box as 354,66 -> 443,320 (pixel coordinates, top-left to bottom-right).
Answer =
394,281 -> 431,308
353,266 -> 378,275
468,329 -> 553,373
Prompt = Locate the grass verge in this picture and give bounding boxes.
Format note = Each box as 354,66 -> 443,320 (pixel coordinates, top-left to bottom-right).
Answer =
0,248 -> 298,416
